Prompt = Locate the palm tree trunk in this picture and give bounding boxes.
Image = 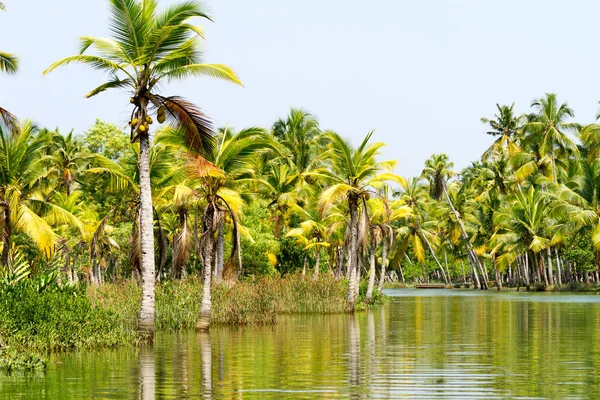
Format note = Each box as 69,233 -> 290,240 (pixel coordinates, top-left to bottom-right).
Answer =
377,237 -> 387,291
302,254 -> 307,276
214,218 -> 224,283
197,202 -> 216,331
442,186 -> 487,287
493,254 -> 502,291
555,248 -> 562,286
461,261 -> 466,285
444,250 -> 451,284
551,147 -> 558,184
314,247 -> 321,279
137,132 -> 156,336
346,194 -> 359,311
336,246 -> 344,278
365,225 -> 377,303
419,226 -> 448,285
1,206 -> 11,267
546,247 -> 554,286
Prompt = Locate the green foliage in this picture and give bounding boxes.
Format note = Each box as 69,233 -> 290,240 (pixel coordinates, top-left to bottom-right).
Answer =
83,119 -> 130,161
0,282 -> 138,352
277,237 -> 311,275
563,227 -> 596,272
240,203 -> 279,276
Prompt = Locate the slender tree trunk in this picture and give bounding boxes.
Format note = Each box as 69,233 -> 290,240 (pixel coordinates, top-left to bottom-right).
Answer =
346,195 -> 360,311
214,218 -> 224,284
418,225 -> 448,284
551,147 -> 558,184
336,246 -> 344,278
365,225 -> 377,303
377,237 -> 387,291
1,206 -> 11,268
138,132 -> 156,336
461,262 -> 466,285
197,202 -> 216,331
546,247 -> 554,286
524,252 -> 531,289
302,254 -> 307,276
493,254 -> 502,291
555,248 -> 562,286
314,247 -> 321,279
471,258 -> 480,289
444,250 -> 451,285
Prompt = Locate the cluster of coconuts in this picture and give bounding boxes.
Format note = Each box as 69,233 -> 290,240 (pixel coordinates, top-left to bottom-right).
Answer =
128,99 -> 168,134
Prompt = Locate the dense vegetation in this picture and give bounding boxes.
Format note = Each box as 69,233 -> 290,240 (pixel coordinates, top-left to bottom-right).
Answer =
4,1 -> 600,366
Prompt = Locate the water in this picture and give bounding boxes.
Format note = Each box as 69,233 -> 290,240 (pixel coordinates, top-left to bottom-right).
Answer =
3,289 -> 600,399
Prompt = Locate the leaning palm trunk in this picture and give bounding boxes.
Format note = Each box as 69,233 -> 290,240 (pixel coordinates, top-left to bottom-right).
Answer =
138,133 -> 156,336
442,186 -> 487,289
365,225 -> 377,303
377,236 -> 388,291
418,225 -> 448,285
197,202 -> 216,331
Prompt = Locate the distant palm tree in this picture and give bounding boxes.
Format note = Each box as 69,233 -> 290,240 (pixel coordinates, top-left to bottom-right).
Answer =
44,0 -> 242,336
523,94 -> 580,183
319,131 -> 399,310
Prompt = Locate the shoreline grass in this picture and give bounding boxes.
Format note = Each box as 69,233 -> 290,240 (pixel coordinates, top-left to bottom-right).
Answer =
0,274 -> 385,369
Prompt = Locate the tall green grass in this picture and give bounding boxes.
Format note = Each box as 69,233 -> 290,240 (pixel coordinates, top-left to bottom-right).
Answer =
1,274 -> 385,356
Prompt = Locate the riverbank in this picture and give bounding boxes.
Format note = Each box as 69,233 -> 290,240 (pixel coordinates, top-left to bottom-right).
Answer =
0,275 -> 385,370
384,281 -> 600,292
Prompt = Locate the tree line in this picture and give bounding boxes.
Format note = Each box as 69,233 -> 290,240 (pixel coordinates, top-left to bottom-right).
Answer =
3,0 -> 600,337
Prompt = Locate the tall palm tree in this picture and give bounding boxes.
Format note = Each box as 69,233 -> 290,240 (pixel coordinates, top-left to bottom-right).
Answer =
481,103 -> 524,160
318,131 -> 399,310
523,93 -> 580,183
272,108 -> 323,177
168,127 -> 270,330
44,0 -> 242,335
0,2 -> 19,132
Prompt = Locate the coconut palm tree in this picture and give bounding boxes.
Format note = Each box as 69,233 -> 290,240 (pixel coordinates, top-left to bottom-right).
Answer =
166,126 -> 271,330
272,108 -> 323,177
422,154 -> 487,288
0,122 -> 82,267
523,94 -> 580,184
0,3 -> 19,132
318,131 -> 400,310
491,186 -> 555,288
44,0 -> 242,335
481,103 -> 524,160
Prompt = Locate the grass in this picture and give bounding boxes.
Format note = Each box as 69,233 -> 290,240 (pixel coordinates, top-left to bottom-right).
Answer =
0,273 -> 385,366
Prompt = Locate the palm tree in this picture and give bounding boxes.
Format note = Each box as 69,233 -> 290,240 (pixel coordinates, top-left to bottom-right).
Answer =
0,122 -> 82,267
318,131 -> 399,311
523,94 -> 580,183
174,127 -> 271,330
481,103 -> 524,160
44,0 -> 242,336
0,3 -> 19,132
422,154 -> 487,288
272,109 -> 323,177
392,177 -> 449,284
492,187 -> 554,288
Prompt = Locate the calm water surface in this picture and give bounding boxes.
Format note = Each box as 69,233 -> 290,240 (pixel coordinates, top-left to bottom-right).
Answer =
3,289 -> 600,399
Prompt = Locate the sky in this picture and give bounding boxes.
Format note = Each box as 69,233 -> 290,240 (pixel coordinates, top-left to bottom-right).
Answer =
1,0 -> 600,177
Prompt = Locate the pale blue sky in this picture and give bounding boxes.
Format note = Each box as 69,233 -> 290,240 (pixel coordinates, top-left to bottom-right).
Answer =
1,0 -> 599,177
